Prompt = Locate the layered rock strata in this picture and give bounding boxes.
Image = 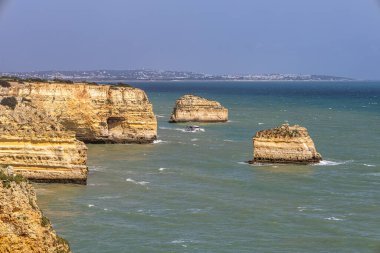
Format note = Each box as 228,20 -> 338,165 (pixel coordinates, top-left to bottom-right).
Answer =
0,100 -> 88,184
0,80 -> 157,143
169,95 -> 228,123
0,170 -> 71,253
252,124 -> 322,164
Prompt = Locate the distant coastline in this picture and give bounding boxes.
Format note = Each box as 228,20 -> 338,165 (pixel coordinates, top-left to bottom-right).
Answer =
0,70 -> 355,82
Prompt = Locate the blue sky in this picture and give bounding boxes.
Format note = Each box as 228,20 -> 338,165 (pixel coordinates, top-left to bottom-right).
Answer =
0,0 -> 380,79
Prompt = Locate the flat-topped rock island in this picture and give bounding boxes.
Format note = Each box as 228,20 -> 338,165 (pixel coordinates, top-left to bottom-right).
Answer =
251,124 -> 322,164
169,95 -> 228,123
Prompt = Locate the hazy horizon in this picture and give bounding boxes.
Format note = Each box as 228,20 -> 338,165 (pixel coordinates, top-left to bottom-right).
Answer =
0,68 -> 359,80
1,0 -> 380,79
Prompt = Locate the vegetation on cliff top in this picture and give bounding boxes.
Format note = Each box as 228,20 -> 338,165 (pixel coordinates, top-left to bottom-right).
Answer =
0,96 -> 18,110
255,124 -> 303,138
0,76 -> 134,88
0,80 -> 11,87
0,168 -> 27,188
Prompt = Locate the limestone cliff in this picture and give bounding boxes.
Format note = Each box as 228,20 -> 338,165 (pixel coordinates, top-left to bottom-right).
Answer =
169,95 -> 228,123
252,124 -> 322,164
0,171 -> 71,253
0,100 -> 88,184
1,80 -> 157,143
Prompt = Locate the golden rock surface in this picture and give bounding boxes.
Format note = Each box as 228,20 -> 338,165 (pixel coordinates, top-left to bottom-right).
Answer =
1,81 -> 157,143
0,178 -> 71,253
252,124 -> 322,164
170,95 -> 228,123
0,102 -> 88,183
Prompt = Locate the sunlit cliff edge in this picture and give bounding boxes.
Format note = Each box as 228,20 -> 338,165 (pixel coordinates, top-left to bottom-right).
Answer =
0,79 -> 157,144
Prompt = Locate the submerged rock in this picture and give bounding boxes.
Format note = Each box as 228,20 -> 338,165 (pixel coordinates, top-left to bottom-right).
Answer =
251,124 -> 322,164
0,101 -> 88,184
169,95 -> 228,123
1,80 -> 157,143
0,171 -> 72,253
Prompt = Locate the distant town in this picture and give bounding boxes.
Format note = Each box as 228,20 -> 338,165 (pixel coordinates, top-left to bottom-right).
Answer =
0,70 -> 354,82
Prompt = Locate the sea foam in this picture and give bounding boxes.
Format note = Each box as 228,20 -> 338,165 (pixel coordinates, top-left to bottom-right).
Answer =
325,217 -> 343,221
315,160 -> 351,166
153,140 -> 167,144
126,178 -> 150,186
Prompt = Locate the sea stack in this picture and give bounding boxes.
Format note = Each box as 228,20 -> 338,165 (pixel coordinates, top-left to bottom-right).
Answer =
0,98 -> 88,184
169,95 -> 228,123
0,170 -> 72,252
251,124 -> 322,164
0,79 -> 157,143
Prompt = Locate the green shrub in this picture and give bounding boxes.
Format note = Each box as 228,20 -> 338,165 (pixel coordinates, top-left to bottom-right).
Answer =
115,82 -> 132,87
41,215 -> 50,227
52,78 -> 74,84
24,77 -> 48,83
84,81 -> 98,85
0,170 -> 27,188
0,80 -> 11,87
0,97 -> 18,110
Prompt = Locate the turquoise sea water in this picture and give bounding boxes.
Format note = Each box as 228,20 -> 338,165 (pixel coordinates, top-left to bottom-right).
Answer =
35,81 -> 380,253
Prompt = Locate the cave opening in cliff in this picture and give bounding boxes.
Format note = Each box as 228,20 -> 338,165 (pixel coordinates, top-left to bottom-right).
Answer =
107,117 -> 124,136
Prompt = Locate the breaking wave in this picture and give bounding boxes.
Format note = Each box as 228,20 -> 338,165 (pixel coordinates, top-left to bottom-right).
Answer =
126,178 -> 150,186
325,217 -> 343,221
315,160 -> 352,166
153,140 -> 168,144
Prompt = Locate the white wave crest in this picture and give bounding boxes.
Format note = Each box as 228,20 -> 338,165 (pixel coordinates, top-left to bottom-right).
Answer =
315,160 -> 351,166
171,239 -> 194,244
159,126 -> 186,132
88,183 -> 109,186
126,178 -> 150,186
363,164 -> 376,167
156,114 -> 165,118
325,217 -> 343,221
153,140 -> 167,144
159,167 -> 167,172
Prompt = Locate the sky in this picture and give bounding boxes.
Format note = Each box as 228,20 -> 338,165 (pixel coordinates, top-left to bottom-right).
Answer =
0,0 -> 380,79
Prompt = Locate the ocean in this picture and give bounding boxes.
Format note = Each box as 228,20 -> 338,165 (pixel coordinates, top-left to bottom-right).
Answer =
35,81 -> 380,253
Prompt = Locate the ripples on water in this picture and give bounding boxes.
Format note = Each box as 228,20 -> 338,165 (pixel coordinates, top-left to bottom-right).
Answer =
35,82 -> 380,253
